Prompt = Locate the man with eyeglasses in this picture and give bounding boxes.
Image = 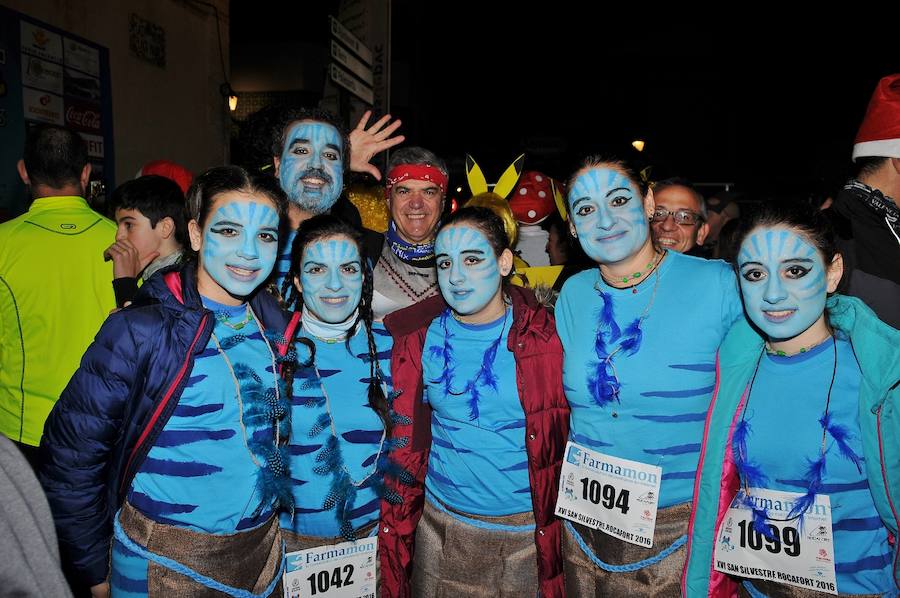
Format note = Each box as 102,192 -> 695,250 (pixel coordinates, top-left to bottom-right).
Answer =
650,177 -> 710,255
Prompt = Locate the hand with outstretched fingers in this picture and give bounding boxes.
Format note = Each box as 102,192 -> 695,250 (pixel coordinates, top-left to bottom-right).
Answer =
349,110 -> 405,180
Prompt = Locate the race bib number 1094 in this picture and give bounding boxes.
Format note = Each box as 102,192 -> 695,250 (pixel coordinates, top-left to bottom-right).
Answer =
555,441 -> 662,548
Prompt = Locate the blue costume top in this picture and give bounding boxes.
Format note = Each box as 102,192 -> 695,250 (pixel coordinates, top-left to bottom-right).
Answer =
281,322 -> 393,539
114,297 -> 285,597
422,308 -> 533,516
738,336 -> 895,595
128,297 -> 279,530
555,250 -> 743,508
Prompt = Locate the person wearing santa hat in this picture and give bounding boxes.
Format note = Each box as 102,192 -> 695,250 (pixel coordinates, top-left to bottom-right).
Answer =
830,74 -> 900,329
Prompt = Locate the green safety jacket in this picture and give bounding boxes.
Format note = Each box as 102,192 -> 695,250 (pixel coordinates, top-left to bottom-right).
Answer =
0,196 -> 115,446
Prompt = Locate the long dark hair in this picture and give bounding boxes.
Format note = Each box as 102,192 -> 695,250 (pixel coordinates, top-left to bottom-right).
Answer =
281,214 -> 391,435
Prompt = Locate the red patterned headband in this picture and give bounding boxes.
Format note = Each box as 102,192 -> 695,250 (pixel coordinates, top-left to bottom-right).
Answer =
385,164 -> 449,197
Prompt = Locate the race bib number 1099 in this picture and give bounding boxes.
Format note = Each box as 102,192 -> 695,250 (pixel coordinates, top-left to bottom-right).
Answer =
714,488 -> 837,595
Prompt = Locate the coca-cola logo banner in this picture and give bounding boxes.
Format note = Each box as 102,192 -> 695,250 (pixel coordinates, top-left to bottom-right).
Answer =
64,101 -> 102,132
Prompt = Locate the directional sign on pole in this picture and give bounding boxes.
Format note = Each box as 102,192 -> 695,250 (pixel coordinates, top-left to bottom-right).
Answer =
330,63 -> 374,105
329,15 -> 373,65
330,40 -> 373,87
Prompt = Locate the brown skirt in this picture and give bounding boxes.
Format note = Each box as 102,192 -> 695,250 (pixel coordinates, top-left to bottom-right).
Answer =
282,520 -> 378,554
117,501 -> 283,597
738,579 -> 882,598
562,501 -> 691,598
411,496 -> 539,598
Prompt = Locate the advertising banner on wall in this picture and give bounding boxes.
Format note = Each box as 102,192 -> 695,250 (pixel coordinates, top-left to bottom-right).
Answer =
0,6 -> 114,220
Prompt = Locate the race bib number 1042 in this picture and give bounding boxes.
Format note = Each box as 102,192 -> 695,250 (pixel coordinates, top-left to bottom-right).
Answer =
283,537 -> 377,598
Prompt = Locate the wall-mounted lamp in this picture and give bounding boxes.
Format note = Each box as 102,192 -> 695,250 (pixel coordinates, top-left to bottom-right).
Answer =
220,82 -> 238,112
632,139 -> 645,152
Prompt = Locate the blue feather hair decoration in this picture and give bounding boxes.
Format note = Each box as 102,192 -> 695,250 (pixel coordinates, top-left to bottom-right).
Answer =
732,338 -> 854,537
226,348 -> 294,515
586,288 -> 645,408
299,357 -> 410,541
426,308 -> 509,421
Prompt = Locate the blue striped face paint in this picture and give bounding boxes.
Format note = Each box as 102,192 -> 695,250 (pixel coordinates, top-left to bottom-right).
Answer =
567,167 -> 649,263
200,194 -> 279,298
278,120 -> 344,215
737,226 -> 827,340
299,236 -> 363,323
435,225 -> 502,317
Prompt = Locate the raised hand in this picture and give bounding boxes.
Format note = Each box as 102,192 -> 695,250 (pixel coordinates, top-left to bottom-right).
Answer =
348,110 -> 405,180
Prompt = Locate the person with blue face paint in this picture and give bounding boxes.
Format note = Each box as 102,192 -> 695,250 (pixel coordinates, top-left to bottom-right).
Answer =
684,202 -> 900,598
39,166 -> 298,598
555,158 -> 745,596
275,120 -> 345,217
271,107 -> 405,294
277,214 -> 403,579
378,207 -> 570,598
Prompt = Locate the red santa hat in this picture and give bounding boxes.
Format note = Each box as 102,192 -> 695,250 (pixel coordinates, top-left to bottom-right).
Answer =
852,74 -> 900,161
508,171 -> 557,225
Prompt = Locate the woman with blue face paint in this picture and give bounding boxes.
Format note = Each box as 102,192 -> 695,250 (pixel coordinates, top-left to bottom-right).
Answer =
278,216 -> 401,562
39,166 -> 295,598
379,206 -> 570,598
555,158 -> 745,596
684,202 -> 900,598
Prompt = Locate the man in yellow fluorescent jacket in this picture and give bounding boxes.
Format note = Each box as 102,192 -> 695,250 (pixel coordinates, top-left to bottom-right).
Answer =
0,124 -> 115,466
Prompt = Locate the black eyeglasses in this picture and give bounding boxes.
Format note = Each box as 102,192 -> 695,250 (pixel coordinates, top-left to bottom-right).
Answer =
651,207 -> 704,226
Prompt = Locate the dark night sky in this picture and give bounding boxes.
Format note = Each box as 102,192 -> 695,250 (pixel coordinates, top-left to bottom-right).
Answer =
232,4 -> 898,200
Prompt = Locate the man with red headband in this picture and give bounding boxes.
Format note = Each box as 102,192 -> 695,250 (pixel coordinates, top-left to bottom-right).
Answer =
372,146 -> 449,320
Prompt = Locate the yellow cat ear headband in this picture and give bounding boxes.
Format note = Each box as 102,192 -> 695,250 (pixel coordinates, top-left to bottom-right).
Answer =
465,154 -> 526,199
551,179 -> 567,221
464,154 -> 526,247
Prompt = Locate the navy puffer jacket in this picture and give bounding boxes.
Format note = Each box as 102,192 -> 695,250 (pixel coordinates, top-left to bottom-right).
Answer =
38,262 -> 297,586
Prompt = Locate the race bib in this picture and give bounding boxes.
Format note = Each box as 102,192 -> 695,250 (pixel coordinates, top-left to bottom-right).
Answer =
714,488 -> 837,595
555,441 -> 662,547
283,537 -> 378,598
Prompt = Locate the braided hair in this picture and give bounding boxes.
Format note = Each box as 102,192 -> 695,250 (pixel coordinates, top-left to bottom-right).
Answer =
281,215 -> 392,435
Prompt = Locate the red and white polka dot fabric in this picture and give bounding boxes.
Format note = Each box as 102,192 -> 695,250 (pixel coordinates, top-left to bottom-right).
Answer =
508,171 -> 557,224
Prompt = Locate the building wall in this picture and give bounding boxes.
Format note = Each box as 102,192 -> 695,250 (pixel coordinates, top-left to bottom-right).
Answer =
3,0 -> 230,185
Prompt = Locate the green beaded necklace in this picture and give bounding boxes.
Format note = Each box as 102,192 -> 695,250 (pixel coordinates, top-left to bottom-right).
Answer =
601,250 -> 664,291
